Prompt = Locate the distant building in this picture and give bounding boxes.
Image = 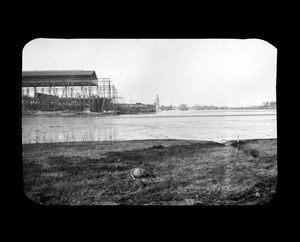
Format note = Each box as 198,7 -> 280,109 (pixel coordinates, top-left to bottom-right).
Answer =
161,105 -> 174,111
115,103 -> 156,114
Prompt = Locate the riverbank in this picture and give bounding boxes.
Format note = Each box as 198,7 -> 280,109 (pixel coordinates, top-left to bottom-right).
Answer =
22,138 -> 277,205
22,110 -> 118,117
22,110 -> 158,117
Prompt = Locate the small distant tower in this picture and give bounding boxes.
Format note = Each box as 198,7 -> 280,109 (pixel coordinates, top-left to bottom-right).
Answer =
155,95 -> 160,111
156,95 -> 160,107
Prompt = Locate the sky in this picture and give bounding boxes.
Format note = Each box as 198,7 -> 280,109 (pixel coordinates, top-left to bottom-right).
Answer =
22,38 -> 277,107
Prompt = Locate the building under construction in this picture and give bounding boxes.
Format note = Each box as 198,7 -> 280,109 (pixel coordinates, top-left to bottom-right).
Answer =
22,70 -> 119,112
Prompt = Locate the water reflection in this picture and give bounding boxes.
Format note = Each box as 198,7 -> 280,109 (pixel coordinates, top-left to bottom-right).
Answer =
25,125 -> 117,143
22,109 -> 277,144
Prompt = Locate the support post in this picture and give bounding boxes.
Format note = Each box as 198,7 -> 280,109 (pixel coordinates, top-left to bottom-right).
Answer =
102,79 -> 106,111
108,79 -> 111,111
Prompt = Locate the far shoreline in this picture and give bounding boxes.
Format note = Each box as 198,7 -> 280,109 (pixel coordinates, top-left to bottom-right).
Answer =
21,108 -> 276,118
21,110 -> 156,117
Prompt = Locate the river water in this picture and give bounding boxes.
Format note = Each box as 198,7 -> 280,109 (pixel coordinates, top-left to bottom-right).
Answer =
22,109 -> 277,144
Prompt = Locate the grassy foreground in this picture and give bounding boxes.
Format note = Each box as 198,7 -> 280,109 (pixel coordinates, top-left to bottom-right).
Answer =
22,139 -> 277,205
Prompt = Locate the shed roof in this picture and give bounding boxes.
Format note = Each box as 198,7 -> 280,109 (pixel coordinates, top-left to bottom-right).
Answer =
22,70 -> 98,87
22,70 -> 97,77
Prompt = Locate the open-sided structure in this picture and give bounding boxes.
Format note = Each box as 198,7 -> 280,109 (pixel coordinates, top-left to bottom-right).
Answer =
22,70 -> 119,112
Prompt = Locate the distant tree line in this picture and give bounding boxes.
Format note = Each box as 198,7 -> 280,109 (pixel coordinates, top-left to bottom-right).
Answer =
179,104 -> 188,110
193,104 -> 229,110
160,101 -> 276,110
191,101 -> 276,110
262,101 -> 276,107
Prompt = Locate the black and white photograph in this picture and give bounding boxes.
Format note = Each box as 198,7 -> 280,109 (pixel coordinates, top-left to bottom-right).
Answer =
22,38 -> 277,205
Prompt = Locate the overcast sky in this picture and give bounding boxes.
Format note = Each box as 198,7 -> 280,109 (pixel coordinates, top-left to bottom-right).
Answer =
23,38 -> 277,107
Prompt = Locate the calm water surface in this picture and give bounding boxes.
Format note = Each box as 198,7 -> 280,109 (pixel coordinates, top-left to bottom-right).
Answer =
22,109 -> 277,144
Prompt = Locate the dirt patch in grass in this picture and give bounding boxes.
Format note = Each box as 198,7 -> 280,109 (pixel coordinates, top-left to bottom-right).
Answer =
23,139 -> 277,205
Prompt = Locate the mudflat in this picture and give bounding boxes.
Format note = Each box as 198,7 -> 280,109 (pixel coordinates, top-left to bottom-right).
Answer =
22,138 -> 277,205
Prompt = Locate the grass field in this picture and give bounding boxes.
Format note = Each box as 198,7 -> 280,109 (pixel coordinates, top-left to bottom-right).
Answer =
22,138 -> 277,205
